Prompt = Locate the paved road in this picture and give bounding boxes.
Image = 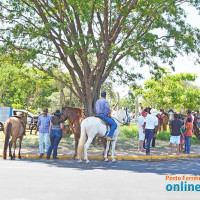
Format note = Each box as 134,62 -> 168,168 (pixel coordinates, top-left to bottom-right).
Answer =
0,158 -> 200,200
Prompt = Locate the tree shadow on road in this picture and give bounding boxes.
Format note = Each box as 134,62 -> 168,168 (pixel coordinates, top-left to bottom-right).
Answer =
7,157 -> 200,176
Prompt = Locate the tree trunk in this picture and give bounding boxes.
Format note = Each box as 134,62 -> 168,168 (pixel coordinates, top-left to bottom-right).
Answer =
60,82 -> 64,111
83,86 -> 101,116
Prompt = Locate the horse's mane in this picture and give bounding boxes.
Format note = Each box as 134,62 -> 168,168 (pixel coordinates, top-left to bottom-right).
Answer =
63,106 -> 83,115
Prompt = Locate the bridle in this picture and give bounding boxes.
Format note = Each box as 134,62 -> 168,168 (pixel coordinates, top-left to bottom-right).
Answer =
112,109 -> 129,125
62,108 -> 82,129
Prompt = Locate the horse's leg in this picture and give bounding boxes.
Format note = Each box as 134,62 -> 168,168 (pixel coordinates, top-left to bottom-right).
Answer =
18,137 -> 22,159
111,140 -> 117,162
84,137 -> 93,163
73,135 -> 79,159
101,138 -> 106,158
13,140 -> 16,158
104,141 -> 111,162
9,138 -> 14,160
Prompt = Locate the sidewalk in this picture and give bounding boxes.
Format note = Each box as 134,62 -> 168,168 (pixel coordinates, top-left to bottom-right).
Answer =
1,145 -> 200,160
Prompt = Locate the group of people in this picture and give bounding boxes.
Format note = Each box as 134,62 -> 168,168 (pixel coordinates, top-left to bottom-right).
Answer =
138,107 -> 200,155
36,91 -> 117,158
137,108 -> 159,155
36,108 -> 64,159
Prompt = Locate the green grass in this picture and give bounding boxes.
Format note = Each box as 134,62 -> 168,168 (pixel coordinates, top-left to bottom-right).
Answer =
119,124 -> 138,138
1,124 -> 200,150
119,124 -> 200,145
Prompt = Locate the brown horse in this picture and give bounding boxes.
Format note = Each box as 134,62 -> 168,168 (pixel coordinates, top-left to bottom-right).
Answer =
3,116 -> 26,159
62,106 -> 107,158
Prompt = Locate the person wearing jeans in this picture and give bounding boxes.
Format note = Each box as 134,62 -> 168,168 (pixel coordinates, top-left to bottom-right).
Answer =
47,110 -> 64,159
143,109 -> 159,155
95,91 -> 117,141
37,108 -> 51,158
145,129 -> 154,154
184,117 -> 193,154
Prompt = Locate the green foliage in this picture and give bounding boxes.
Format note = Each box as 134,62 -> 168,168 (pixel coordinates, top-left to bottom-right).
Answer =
134,70 -> 200,111
0,0 -> 200,115
0,56 -> 58,110
120,124 -> 138,138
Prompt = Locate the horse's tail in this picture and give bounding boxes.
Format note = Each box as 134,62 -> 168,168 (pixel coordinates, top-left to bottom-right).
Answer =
77,120 -> 87,160
3,122 -> 12,159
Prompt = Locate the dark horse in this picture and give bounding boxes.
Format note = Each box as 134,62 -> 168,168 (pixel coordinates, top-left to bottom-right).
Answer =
62,106 -> 107,158
3,116 -> 26,159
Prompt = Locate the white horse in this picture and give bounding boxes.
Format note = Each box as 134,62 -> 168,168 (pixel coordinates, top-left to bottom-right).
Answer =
77,109 -> 128,163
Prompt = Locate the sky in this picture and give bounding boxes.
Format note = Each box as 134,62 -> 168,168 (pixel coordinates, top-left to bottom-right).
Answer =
114,3 -> 200,97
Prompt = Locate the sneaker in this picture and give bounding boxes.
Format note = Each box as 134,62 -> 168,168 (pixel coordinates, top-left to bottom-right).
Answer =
53,157 -> 59,160
106,136 -> 113,141
46,156 -> 50,159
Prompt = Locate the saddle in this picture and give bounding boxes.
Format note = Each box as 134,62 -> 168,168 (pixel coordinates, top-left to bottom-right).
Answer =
95,116 -> 111,129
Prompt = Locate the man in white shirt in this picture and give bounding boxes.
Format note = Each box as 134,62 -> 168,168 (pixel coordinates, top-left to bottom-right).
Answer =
143,109 -> 159,155
137,110 -> 147,152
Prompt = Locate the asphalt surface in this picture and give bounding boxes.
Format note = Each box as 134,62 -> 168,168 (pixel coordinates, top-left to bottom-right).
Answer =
0,158 -> 200,200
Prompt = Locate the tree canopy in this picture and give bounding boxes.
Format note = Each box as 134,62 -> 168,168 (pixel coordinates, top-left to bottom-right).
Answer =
134,71 -> 200,111
0,0 -> 200,115
0,55 -> 58,111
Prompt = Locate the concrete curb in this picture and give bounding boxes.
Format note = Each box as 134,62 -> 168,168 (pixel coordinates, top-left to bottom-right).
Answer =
0,154 -> 200,160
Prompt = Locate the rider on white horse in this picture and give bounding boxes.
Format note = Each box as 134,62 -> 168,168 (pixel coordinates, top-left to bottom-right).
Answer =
95,91 -> 117,141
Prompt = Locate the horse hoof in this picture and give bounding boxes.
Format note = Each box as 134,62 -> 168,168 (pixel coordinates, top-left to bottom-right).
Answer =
104,158 -> 109,162
86,160 -> 90,164
78,159 -> 82,163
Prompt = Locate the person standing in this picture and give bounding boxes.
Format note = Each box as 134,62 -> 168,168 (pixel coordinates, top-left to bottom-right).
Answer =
184,117 -> 193,154
143,109 -> 159,155
47,110 -> 64,159
169,113 -> 183,155
168,109 -> 174,126
137,110 -> 147,152
37,108 -> 51,158
138,103 -> 143,116
95,91 -> 117,141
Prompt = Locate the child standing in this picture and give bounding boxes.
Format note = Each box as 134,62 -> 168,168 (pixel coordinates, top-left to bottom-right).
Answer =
184,118 -> 193,154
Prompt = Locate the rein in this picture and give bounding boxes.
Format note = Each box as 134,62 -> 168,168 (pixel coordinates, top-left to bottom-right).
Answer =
112,117 -> 125,125
71,115 -> 81,129
112,109 -> 129,125
63,107 -> 83,129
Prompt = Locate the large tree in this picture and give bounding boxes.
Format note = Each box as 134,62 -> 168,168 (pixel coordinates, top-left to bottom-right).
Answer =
0,0 -> 200,115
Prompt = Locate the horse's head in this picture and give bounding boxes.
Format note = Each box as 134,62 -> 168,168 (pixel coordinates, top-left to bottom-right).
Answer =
112,108 -> 129,125
62,106 -> 83,123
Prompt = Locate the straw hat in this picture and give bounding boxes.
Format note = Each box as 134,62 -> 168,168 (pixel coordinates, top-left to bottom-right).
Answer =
150,109 -> 158,116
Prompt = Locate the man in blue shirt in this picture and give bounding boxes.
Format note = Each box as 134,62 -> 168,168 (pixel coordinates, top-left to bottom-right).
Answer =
95,91 -> 117,141
37,108 -> 51,158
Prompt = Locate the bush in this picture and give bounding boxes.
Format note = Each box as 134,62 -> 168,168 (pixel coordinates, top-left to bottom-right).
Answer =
120,124 -> 138,138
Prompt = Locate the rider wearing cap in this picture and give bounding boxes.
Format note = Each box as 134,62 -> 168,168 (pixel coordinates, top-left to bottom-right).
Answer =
95,91 -> 117,141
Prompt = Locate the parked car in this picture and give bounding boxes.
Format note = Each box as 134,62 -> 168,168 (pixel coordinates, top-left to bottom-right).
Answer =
0,107 -> 36,131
